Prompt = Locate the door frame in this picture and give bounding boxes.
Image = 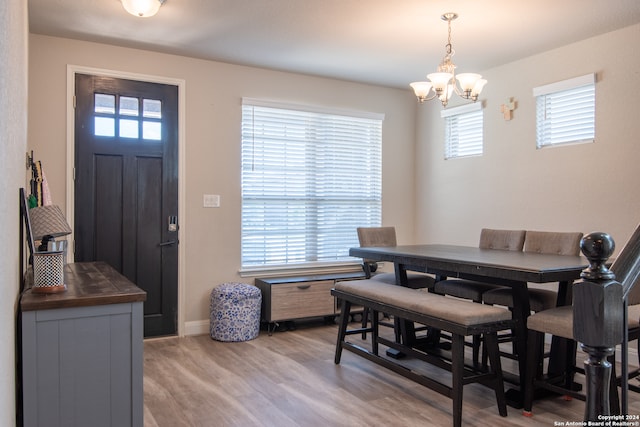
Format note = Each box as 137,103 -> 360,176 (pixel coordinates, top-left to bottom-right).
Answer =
65,64 -> 187,336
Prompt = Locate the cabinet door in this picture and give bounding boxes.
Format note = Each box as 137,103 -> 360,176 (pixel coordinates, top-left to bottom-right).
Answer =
270,280 -> 335,321
22,302 -> 143,427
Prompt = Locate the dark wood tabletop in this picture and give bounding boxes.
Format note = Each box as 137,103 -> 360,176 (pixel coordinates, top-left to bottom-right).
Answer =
350,244 -> 589,285
21,261 -> 147,311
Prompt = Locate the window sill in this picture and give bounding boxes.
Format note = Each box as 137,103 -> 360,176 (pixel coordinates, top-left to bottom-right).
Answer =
239,261 -> 365,279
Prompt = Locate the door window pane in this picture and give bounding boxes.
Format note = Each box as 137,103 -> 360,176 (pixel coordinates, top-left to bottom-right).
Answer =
143,99 -> 162,118
95,94 -> 115,114
120,97 -> 139,116
143,121 -> 162,140
119,119 -> 139,138
93,94 -> 165,141
95,117 -> 115,137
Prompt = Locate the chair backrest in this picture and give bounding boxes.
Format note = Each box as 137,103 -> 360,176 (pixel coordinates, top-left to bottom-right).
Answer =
524,231 -> 584,256
479,228 -> 526,251
610,223 -> 640,305
357,227 -> 397,248
356,227 -> 398,277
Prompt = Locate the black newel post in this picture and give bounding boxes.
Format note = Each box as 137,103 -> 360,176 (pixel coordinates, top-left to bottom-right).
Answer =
573,232 -> 623,420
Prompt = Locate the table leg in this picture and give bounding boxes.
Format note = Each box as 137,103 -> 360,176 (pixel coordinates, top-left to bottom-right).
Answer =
512,282 -> 530,382
508,280 -> 577,407
385,263 -> 410,358
506,281 -> 531,408
387,263 -> 442,360
395,263 -> 416,342
548,281 -> 577,378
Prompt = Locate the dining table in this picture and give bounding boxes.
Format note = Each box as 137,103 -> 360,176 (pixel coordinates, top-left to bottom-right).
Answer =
349,243 -> 590,407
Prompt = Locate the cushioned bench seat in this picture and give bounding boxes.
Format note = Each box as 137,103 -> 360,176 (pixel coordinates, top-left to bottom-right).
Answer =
332,279 -> 515,427
337,280 -> 512,326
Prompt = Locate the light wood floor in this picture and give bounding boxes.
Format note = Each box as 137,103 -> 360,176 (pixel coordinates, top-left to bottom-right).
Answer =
143,320 -> 640,426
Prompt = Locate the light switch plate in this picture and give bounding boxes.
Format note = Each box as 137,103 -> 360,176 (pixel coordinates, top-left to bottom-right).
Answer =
203,194 -> 220,208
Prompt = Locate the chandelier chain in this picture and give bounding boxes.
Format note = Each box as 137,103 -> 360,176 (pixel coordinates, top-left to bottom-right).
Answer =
409,12 -> 486,107
446,18 -> 453,55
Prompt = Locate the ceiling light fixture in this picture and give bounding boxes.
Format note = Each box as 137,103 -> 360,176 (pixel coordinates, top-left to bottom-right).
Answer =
121,0 -> 165,18
410,13 -> 487,107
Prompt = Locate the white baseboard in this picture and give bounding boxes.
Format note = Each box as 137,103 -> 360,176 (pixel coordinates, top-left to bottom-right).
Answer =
184,320 -> 209,336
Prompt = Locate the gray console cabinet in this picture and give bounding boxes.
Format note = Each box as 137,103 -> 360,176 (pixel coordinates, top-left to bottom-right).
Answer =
21,262 -> 146,427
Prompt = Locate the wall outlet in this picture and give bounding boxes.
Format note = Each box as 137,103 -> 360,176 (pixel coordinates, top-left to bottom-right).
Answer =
203,194 -> 220,208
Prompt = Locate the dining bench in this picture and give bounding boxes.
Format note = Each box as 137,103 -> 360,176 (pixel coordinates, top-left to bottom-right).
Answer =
332,279 -> 515,427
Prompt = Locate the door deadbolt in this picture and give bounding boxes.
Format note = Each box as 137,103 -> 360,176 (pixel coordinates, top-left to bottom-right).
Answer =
168,215 -> 178,232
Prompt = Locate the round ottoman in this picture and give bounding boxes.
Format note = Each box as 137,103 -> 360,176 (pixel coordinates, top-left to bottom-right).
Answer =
210,282 -> 262,342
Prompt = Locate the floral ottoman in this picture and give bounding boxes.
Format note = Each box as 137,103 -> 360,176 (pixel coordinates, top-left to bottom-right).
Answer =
210,282 -> 262,342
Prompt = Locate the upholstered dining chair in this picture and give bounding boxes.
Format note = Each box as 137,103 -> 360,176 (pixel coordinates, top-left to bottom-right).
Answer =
356,227 -> 436,338
433,228 -> 526,364
482,231 -> 584,312
356,226 -> 435,289
480,231 -> 584,364
434,228 -> 527,300
523,224 -> 640,416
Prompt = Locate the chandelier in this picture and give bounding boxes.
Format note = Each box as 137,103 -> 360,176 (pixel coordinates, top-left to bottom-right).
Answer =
121,0 -> 165,17
410,13 -> 487,107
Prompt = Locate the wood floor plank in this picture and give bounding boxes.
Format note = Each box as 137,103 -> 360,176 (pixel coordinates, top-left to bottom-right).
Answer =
144,320 -> 638,426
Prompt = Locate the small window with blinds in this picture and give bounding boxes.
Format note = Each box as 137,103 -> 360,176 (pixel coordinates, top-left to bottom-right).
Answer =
534,73 -> 595,148
240,98 -> 383,271
441,102 -> 484,159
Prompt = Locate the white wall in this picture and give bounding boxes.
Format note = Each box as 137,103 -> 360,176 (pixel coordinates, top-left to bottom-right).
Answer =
0,0 -> 28,423
29,24 -> 640,333
27,35 -> 418,328
416,24 -> 640,251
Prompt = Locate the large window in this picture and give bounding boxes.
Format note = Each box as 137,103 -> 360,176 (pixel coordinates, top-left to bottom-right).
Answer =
241,99 -> 383,271
441,102 -> 484,159
534,73 -> 595,148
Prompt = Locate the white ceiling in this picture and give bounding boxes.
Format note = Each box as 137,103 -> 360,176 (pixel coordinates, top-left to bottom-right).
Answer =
28,0 -> 640,89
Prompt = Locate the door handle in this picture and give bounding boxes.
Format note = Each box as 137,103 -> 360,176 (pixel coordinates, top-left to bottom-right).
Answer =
159,240 -> 178,247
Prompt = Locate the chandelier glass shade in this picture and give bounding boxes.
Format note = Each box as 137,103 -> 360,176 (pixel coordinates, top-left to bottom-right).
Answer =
121,0 -> 165,17
410,13 -> 487,107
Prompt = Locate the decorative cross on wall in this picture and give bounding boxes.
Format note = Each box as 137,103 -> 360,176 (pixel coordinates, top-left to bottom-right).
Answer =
500,98 -> 516,120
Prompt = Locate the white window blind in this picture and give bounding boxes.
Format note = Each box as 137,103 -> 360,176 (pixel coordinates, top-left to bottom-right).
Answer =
534,73 -> 595,148
241,99 -> 383,270
441,102 -> 483,159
